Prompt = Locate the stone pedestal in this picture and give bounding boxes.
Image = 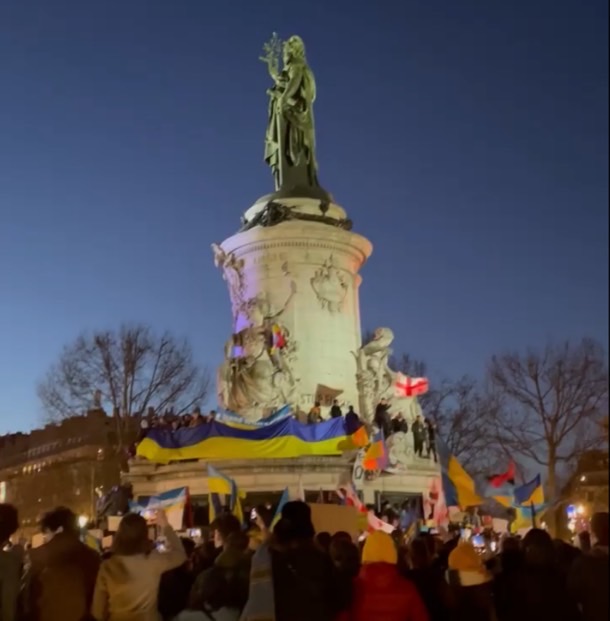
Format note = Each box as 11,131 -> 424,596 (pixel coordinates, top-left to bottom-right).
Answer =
124,456 -> 440,506
213,197 -> 372,421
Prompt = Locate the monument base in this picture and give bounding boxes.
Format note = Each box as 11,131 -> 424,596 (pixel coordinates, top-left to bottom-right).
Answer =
124,456 -> 440,508
213,196 -> 372,422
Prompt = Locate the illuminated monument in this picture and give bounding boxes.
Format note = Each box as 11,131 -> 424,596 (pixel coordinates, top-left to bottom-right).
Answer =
126,35 -> 440,511
212,34 -> 368,421
213,34 -> 421,425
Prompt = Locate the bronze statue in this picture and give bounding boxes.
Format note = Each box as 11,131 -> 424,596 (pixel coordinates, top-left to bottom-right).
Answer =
261,34 -> 326,197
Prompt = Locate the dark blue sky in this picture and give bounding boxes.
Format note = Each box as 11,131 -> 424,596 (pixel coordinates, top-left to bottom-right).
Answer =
1,0 -> 607,435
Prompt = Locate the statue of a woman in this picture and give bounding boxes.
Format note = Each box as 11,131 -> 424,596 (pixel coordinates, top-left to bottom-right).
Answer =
261,35 -> 323,195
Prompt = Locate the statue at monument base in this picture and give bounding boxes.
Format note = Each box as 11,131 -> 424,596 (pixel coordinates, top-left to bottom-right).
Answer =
354,327 -> 424,426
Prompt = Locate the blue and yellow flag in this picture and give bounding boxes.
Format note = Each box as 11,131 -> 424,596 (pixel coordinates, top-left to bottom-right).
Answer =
511,502 -> 547,532
437,436 -> 483,509
137,417 -> 361,463
271,487 -> 290,529
207,465 -> 245,524
81,532 -> 101,553
514,474 -> 544,506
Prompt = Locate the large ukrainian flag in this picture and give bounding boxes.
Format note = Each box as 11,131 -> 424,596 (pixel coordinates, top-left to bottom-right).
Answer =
137,417 -> 361,463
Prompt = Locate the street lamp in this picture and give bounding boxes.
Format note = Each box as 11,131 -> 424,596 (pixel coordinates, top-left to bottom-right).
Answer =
78,515 -> 88,529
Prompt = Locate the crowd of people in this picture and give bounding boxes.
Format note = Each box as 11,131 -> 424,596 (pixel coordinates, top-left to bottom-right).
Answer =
138,408 -> 218,436
1,500 -> 608,621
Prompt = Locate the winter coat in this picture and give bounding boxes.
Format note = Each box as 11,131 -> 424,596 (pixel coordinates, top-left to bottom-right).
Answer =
0,549 -> 20,621
568,545 -> 608,621
445,569 -> 497,621
349,562 -> 429,621
91,526 -> 186,621
272,542 -> 342,621
24,532 -> 100,621
495,564 -> 580,621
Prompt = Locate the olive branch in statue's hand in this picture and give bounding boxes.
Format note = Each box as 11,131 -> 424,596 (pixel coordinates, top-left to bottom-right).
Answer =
260,32 -> 283,74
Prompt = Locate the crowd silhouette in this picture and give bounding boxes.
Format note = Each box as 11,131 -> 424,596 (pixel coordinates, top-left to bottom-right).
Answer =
1,500 -> 608,621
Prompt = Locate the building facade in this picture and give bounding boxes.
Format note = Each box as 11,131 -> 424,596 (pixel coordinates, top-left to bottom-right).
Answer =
0,409 -> 126,536
569,449 -> 609,515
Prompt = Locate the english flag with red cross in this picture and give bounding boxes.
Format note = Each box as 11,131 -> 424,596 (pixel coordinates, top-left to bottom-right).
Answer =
394,372 -> 429,398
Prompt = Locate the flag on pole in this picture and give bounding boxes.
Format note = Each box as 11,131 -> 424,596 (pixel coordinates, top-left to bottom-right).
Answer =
271,488 -> 290,528
514,474 -> 544,506
436,436 -> 483,509
394,373 -> 429,398
207,465 -> 245,524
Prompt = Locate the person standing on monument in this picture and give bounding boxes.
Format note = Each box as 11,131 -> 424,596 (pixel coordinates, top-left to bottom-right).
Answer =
330,399 -> 343,419
412,416 -> 426,458
425,419 -> 438,462
374,399 -> 392,438
345,406 -> 363,435
392,412 -> 409,434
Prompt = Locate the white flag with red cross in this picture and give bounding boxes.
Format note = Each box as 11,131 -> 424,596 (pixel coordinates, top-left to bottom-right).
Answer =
394,373 -> 429,398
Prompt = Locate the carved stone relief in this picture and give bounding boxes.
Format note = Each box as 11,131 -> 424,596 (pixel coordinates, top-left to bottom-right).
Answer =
352,327 -> 427,426
211,243 -> 246,318
216,273 -> 300,422
310,255 -> 348,312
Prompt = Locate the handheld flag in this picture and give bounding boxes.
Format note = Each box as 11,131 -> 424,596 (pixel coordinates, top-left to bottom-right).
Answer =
436,436 -> 483,509
511,502 -> 547,532
514,474 -> 544,506
271,488 -> 290,528
207,465 -> 245,523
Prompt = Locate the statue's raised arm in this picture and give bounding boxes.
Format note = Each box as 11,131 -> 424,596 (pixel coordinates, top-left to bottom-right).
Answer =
261,34 -> 327,199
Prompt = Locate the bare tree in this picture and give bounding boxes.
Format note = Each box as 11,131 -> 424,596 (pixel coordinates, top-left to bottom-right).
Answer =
486,338 -> 608,504
38,324 -> 210,459
423,376 -> 505,478
392,352 -> 501,477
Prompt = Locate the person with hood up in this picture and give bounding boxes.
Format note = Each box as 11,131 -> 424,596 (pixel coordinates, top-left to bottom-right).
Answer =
348,530 -> 429,621
445,541 -> 496,621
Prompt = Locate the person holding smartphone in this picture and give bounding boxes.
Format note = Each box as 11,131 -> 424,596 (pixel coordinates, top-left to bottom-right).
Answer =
91,509 -> 186,621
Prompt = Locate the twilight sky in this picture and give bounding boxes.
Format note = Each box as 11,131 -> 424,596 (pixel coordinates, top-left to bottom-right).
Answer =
0,0 -> 607,435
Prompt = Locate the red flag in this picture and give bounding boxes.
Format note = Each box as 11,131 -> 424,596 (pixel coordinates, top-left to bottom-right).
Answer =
394,373 -> 429,397
487,461 -> 516,488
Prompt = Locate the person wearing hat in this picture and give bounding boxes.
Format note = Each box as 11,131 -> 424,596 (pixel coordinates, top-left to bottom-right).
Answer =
348,530 -> 429,621
445,542 -> 496,621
